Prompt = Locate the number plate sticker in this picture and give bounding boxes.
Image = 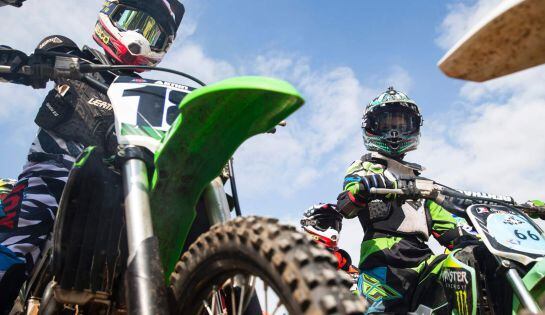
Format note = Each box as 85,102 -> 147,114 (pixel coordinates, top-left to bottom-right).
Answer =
107,76 -> 195,152
487,213 -> 545,255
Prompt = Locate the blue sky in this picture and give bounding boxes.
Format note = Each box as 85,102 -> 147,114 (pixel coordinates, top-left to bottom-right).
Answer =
1,0 -> 545,257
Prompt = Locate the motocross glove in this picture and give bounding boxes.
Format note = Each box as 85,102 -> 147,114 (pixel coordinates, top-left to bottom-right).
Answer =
355,174 -> 394,199
524,200 -> 545,220
0,0 -> 26,7
337,174 -> 393,218
0,46 -> 29,83
0,47 -> 52,88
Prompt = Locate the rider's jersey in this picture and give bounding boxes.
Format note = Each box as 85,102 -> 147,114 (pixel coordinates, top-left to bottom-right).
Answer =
28,36 -> 122,165
342,152 -> 458,245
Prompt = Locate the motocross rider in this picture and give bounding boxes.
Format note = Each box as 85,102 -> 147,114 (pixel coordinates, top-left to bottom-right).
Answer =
300,203 -> 359,274
0,0 -> 185,311
336,87 -> 474,314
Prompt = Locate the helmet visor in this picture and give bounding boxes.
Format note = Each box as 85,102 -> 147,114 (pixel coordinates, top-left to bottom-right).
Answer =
366,104 -> 421,135
111,6 -> 167,50
314,216 -> 342,232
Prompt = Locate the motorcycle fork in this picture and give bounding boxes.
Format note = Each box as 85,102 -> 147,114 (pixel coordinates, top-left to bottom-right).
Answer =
499,259 -> 541,314
121,146 -> 169,314
202,177 -> 232,225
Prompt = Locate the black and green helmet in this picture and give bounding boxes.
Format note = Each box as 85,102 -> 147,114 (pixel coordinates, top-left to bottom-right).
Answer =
362,87 -> 423,157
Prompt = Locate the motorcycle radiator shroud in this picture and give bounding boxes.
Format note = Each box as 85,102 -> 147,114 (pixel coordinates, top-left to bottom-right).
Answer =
52,147 -> 127,294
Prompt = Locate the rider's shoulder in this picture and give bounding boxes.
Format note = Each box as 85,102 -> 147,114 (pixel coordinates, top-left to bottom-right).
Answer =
36,35 -> 81,54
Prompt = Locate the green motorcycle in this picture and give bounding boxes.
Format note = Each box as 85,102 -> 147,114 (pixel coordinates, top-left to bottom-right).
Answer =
365,176 -> 545,315
2,53 -> 366,314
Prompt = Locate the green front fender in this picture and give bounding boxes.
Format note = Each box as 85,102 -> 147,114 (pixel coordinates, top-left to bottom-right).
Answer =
149,76 -> 304,279
513,259 -> 545,314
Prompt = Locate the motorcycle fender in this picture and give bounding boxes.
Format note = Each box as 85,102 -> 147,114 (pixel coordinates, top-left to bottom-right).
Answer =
512,259 -> 545,314
440,251 -> 477,315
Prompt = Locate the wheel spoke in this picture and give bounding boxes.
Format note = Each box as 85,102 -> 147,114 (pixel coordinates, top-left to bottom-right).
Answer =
237,275 -> 248,315
215,289 -> 223,314
230,277 -> 236,315
211,286 -> 217,314
264,282 -> 269,314
271,299 -> 282,315
242,275 -> 257,312
203,299 -> 214,315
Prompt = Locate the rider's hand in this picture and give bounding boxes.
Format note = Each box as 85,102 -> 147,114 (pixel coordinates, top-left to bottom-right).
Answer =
0,48 -> 52,88
358,174 -> 394,199
0,46 -> 29,84
524,200 -> 545,220
337,174 -> 394,218
452,233 -> 480,250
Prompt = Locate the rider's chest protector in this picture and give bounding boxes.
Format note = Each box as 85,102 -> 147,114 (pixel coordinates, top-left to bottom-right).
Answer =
357,153 -> 432,240
34,48 -> 115,148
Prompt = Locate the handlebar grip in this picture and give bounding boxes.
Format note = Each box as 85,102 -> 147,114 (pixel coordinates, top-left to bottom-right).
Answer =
369,188 -> 405,195
0,65 -> 31,75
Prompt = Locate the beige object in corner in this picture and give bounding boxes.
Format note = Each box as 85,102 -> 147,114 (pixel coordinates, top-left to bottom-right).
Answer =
438,0 -> 545,82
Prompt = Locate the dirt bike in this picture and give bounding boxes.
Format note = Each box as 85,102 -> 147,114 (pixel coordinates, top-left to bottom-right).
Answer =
0,52 -> 366,314
365,176 -> 545,315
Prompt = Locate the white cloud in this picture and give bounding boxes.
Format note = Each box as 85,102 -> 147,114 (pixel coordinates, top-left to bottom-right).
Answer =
413,66 -> 545,202
383,65 -> 413,94
234,54 -> 391,198
425,0 -> 545,204
436,0 -> 501,50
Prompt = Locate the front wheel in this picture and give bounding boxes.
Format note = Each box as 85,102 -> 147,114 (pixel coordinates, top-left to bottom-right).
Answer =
169,216 -> 367,315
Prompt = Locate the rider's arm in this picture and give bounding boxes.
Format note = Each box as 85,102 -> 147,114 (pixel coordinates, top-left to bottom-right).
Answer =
337,160 -> 392,218
0,46 -> 31,85
337,160 -> 371,219
426,200 -> 472,249
0,0 -> 26,7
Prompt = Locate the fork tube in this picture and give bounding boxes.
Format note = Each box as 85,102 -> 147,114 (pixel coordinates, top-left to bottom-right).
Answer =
122,156 -> 168,314
202,177 -> 232,225
505,268 -> 541,314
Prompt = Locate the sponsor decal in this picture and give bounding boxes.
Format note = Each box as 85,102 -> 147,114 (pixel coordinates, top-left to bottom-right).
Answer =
477,206 -> 489,213
503,215 -> 524,225
95,23 -> 110,45
360,273 -> 401,303
441,268 -> 469,290
455,290 -> 470,315
154,80 -> 191,91
507,238 -> 521,245
461,190 -> 513,203
38,36 -> 63,49
88,98 -> 113,111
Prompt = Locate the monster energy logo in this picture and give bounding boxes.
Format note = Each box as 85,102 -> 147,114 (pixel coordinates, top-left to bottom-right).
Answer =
455,290 -> 469,315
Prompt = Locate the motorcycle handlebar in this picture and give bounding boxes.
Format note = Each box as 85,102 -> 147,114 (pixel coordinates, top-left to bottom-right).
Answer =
370,181 -> 545,219
1,51 -> 207,91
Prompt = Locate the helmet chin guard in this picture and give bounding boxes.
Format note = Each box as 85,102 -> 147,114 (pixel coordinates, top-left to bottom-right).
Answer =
303,226 -> 339,248
93,0 -> 184,66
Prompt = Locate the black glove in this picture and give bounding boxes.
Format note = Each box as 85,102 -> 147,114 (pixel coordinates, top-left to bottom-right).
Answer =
0,0 -> 26,7
0,46 -> 29,83
0,47 -> 54,88
337,174 -> 394,218
452,233 -> 481,250
358,174 -> 394,199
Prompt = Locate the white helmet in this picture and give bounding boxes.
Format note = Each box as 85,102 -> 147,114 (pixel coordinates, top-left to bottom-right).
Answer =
300,203 -> 343,248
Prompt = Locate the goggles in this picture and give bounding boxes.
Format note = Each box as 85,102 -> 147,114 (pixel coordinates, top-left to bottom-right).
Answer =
110,5 -> 171,51
366,104 -> 421,135
313,216 -> 342,232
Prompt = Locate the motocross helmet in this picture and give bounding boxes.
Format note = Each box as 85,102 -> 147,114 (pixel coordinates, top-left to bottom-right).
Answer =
300,204 -> 343,248
0,178 -> 15,201
362,87 -> 423,157
94,0 -> 185,66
